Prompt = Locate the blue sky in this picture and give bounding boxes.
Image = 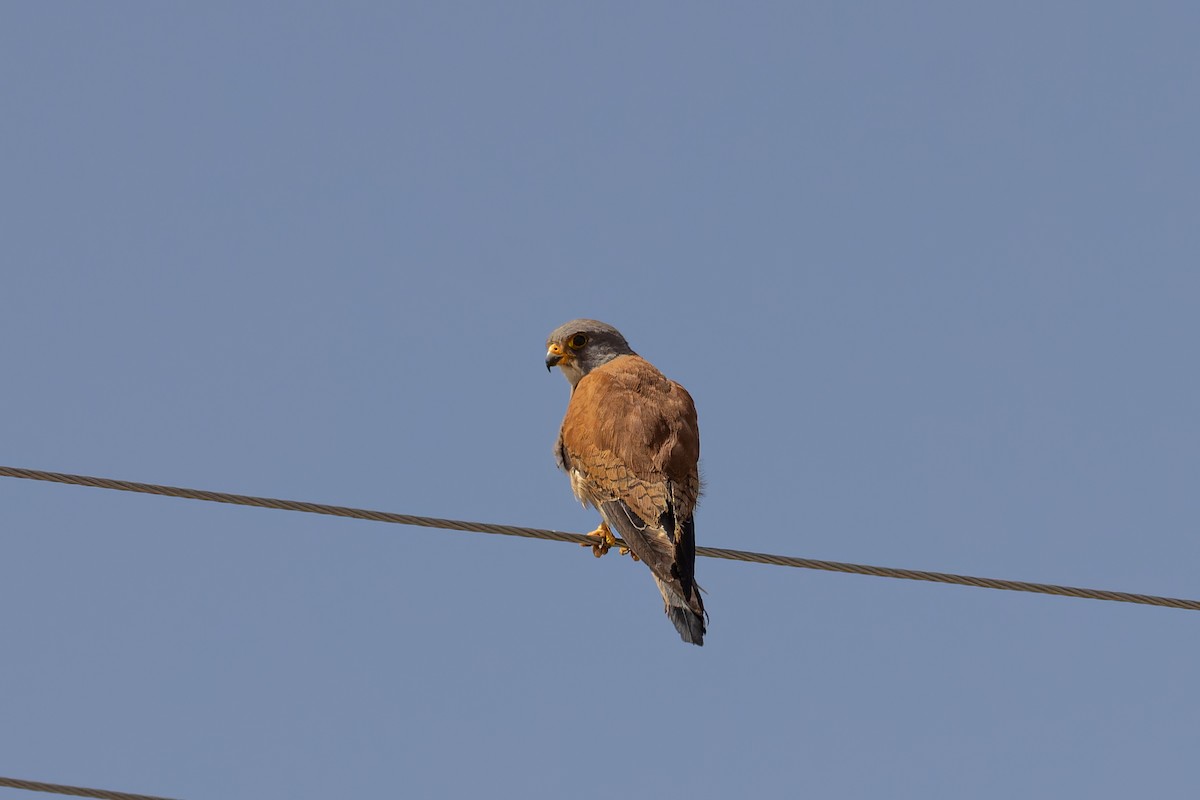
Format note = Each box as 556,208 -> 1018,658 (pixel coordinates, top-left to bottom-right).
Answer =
3,4 -> 1198,798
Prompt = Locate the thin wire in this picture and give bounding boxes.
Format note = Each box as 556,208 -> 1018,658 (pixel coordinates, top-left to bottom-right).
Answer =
0,775 -> 177,800
2,466 -> 1198,612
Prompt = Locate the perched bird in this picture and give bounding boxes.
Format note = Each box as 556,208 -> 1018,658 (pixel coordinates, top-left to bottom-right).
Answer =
545,319 -> 707,645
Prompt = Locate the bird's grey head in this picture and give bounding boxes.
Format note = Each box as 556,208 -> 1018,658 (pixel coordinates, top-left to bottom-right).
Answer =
545,318 -> 637,389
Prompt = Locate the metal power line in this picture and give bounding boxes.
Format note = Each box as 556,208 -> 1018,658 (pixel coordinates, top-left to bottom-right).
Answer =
3,466 -> 1197,612
0,775 -> 177,800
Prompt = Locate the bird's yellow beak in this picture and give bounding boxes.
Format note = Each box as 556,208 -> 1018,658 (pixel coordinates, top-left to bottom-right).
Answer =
546,342 -> 569,371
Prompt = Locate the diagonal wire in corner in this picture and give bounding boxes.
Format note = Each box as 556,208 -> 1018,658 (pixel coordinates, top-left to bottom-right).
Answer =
0,775 -> 178,800
2,465 -> 1199,612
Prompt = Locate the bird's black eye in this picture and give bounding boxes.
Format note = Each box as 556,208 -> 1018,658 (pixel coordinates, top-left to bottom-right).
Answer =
568,333 -> 588,350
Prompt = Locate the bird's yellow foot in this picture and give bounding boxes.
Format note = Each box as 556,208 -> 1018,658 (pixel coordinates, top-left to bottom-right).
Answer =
581,521 -> 617,557
578,522 -> 641,560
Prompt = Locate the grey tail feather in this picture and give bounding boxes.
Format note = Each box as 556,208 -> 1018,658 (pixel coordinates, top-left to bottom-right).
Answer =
667,603 -> 706,646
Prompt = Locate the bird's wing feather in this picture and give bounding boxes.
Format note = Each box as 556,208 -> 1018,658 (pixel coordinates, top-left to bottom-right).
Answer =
559,355 -> 699,509
559,355 -> 703,611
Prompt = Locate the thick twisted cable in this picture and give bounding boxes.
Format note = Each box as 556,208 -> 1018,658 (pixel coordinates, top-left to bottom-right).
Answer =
0,466 -> 585,544
0,775 -> 177,800
2,466 -> 1198,612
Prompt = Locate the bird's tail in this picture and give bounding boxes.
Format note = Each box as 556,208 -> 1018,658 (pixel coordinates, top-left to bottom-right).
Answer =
654,576 -> 706,646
